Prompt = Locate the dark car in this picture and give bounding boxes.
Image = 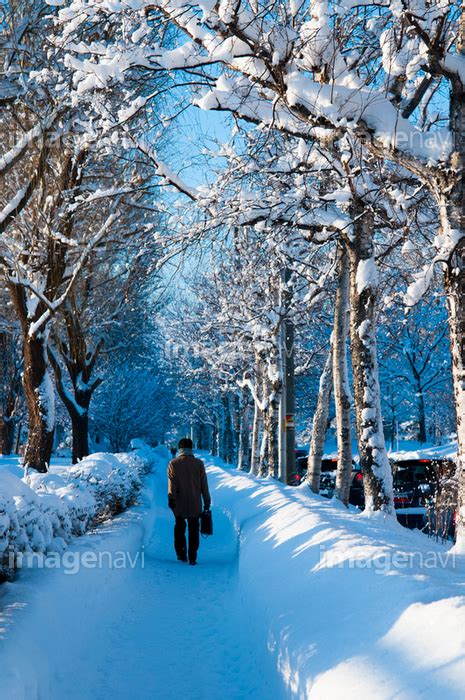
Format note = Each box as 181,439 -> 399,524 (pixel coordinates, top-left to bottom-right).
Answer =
290,452 -> 456,537
287,450 -> 309,486
347,457 -> 456,537
290,456 -> 361,499
391,458 -> 456,537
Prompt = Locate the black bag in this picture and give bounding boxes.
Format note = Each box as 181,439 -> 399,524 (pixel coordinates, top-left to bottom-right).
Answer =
200,509 -> 213,537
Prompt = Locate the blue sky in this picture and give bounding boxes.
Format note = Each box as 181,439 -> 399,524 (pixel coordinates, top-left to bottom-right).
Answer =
169,104 -> 233,187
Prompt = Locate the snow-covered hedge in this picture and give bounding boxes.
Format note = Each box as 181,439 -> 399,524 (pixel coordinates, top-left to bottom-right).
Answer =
0,446 -> 155,580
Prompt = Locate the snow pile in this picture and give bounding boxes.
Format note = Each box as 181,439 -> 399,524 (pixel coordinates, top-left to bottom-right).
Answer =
205,457 -> 465,699
0,446 -> 156,580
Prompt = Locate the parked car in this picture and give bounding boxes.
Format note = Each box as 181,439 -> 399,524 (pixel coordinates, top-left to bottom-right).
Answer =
391,458 -> 456,538
289,451 -> 456,537
290,456 -> 361,500
287,450 -> 309,485
347,457 -> 457,537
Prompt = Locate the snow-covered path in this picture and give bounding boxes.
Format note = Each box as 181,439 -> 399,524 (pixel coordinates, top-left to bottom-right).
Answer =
4,450 -> 465,699
0,457 -> 284,700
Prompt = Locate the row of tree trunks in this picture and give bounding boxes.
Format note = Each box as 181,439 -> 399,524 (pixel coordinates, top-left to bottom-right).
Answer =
346,211 -> 394,513
307,216 -> 394,513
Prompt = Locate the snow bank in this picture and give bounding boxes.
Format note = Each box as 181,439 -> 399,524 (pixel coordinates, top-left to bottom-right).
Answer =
0,444 -> 157,580
205,457 -> 465,699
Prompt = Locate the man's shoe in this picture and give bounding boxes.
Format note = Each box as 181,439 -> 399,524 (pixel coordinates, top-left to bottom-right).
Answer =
177,556 -> 188,562
188,560 -> 197,566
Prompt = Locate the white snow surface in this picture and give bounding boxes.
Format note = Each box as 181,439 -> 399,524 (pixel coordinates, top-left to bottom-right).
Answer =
1,450 -> 465,698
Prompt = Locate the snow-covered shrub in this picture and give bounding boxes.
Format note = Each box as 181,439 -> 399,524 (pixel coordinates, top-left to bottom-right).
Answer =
28,472 -> 97,537
0,446 -> 156,580
66,452 -> 142,520
0,471 -> 55,579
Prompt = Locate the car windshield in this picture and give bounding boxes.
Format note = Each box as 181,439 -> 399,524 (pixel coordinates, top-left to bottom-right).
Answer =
321,460 -> 337,472
393,461 -> 434,485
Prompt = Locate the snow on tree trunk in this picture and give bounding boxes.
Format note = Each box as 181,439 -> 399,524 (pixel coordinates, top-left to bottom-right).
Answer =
347,212 -> 393,514
307,345 -> 333,493
23,333 -> 55,472
333,243 -> 353,505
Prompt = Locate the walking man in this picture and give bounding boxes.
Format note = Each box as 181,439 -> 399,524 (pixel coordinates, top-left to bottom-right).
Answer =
168,437 -> 211,565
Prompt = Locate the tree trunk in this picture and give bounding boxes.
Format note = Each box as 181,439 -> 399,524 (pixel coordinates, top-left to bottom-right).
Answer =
197,422 -> 209,450
0,417 -> 15,456
71,410 -> 89,463
210,415 -> 219,456
23,334 -> 55,472
259,372 -> 269,476
445,245 -> 465,547
250,400 -> 262,475
250,355 -> 263,475
279,267 -> 296,483
440,9 -> 465,547
237,390 -> 251,471
346,211 -> 394,513
47,347 -> 94,464
232,392 -> 241,463
307,345 -> 333,493
218,408 -> 226,461
333,243 -> 353,505
0,332 -> 20,455
416,382 -> 427,444
222,395 -> 234,463
14,423 -> 22,454
267,393 -> 279,478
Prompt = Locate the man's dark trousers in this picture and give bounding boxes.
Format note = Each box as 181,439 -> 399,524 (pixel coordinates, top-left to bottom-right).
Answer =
174,516 -> 200,563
